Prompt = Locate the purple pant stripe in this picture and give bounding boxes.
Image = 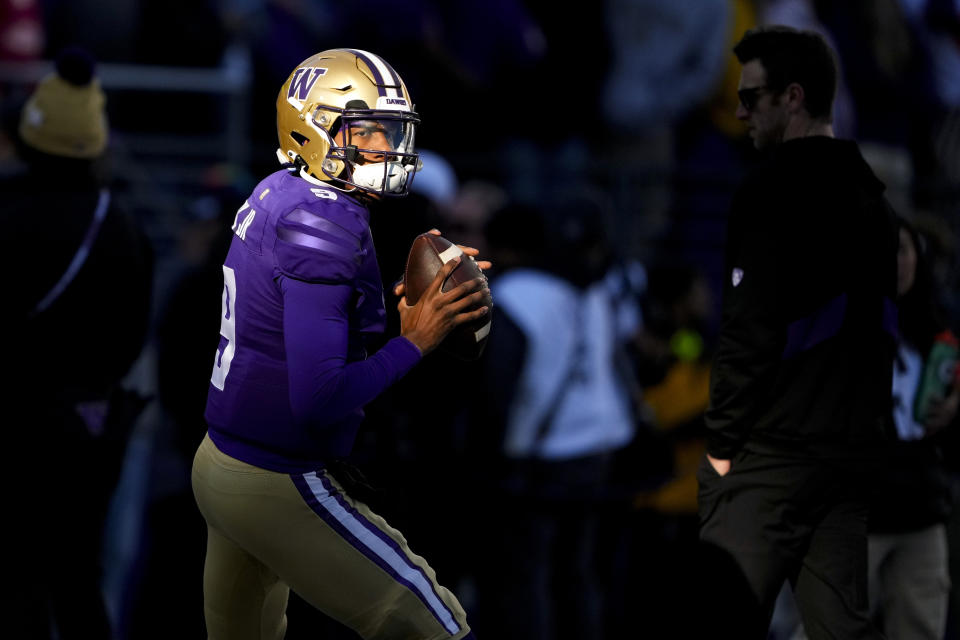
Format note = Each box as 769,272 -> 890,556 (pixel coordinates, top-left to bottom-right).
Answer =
290,473 -> 417,595
314,473 -> 459,630
290,471 -> 461,634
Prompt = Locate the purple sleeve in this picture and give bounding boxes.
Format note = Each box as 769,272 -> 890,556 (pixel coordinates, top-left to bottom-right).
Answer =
281,276 -> 421,428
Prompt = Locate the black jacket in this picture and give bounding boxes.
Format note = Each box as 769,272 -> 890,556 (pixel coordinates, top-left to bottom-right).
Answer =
705,137 -> 898,460
2,164 -> 154,405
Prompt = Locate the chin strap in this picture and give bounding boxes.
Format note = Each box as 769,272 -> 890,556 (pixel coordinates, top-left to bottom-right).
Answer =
275,148 -> 293,167
276,147 -> 355,192
298,166 -> 332,187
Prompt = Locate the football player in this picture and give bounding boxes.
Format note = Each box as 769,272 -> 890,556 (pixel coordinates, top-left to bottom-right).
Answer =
191,48 -> 487,640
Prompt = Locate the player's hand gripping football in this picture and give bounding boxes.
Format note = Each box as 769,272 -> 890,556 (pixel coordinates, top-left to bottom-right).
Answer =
396,256 -> 490,356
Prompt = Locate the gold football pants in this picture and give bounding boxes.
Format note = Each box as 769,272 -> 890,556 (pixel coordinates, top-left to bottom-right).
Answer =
192,434 -> 472,640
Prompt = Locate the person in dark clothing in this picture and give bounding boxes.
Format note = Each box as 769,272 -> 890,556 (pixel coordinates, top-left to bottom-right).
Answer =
867,216 -> 957,639
695,26 -> 898,639
1,48 -> 154,639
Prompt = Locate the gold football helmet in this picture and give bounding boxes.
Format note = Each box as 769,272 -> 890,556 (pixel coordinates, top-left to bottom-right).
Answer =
276,48 -> 420,197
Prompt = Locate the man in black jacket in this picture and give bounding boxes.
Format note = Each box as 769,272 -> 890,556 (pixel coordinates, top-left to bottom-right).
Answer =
696,26 -> 898,639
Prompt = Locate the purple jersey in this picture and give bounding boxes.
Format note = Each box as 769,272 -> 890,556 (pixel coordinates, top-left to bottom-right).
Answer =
204,170 -> 421,472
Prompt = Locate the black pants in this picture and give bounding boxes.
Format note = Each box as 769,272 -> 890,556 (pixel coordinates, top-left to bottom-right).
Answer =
696,449 -> 885,640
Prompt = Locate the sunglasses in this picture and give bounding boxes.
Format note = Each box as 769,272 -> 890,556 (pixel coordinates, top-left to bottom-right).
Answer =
737,85 -> 773,111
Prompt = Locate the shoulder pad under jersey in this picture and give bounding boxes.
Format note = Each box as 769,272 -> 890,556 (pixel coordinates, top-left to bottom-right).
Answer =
274,186 -> 370,284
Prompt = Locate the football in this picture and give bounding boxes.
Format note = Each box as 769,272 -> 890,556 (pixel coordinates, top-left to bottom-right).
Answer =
403,233 -> 493,360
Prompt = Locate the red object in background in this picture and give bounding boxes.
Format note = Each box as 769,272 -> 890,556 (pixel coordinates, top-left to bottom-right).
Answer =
0,0 -> 45,62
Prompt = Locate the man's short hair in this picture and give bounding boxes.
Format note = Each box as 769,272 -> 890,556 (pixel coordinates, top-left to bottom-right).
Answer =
733,25 -> 838,120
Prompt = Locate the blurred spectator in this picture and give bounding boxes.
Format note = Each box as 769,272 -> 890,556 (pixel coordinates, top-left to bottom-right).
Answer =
603,0 -> 729,133
813,0 -> 935,214
896,0 -> 960,217
911,211 -> 960,339
471,194 -> 640,640
0,47 -> 154,639
601,0 -> 730,258
774,216 -> 959,640
814,0 -> 925,145
868,216 -> 957,639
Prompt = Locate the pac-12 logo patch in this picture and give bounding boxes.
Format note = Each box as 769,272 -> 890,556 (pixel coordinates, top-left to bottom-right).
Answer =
732,268 -> 744,287
287,67 -> 328,101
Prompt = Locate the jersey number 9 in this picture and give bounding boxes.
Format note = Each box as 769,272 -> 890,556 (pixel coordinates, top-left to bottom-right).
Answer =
211,265 -> 237,390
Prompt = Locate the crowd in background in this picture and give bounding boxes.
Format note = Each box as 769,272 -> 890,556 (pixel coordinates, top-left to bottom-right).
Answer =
1,0 -> 958,638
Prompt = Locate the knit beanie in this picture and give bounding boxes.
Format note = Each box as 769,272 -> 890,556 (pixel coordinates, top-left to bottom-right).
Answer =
18,48 -> 108,159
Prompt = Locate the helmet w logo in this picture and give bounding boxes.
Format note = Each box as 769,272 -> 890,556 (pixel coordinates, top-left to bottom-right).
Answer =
287,67 -> 327,101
